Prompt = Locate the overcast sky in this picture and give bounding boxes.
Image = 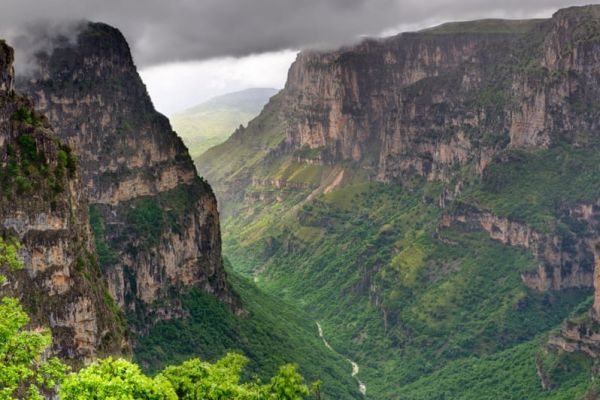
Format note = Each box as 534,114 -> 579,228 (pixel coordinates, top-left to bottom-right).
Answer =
0,0 -> 596,115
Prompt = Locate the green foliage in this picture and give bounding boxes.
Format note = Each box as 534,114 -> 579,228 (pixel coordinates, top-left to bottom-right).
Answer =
0,133 -> 75,197
0,238 -> 69,400
0,298 -> 70,400
10,107 -> 41,127
60,358 -> 176,400
460,146 -> 600,231
17,135 -> 37,160
56,146 -> 77,179
135,269 -> 358,399
160,353 -> 311,400
89,205 -> 119,268
293,146 -> 326,160
125,198 -> 164,248
60,353 -> 312,400
14,176 -> 33,194
0,237 -> 22,282
392,337 -> 590,399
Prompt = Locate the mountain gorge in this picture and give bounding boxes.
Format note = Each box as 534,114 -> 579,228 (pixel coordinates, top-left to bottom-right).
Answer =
197,5 -> 600,399
2,22 -> 357,399
4,3 -> 600,399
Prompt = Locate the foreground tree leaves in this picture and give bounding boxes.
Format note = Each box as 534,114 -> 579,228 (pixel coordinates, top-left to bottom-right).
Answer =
0,238 -> 69,400
61,354 -> 313,400
0,239 -> 315,399
159,353 -> 312,400
60,358 -> 177,400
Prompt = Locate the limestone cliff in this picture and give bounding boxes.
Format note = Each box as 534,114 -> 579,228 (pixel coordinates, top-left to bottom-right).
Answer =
280,6 -> 600,183
0,40 -> 127,365
17,23 -> 237,328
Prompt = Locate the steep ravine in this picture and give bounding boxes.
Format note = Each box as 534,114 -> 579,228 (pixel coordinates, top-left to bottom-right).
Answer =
316,322 -> 366,397
197,5 -> 600,398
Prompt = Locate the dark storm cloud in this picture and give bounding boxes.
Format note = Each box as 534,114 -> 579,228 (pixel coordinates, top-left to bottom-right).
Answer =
0,0 -> 596,67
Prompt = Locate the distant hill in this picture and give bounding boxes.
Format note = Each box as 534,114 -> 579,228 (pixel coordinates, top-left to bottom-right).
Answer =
171,88 -> 278,158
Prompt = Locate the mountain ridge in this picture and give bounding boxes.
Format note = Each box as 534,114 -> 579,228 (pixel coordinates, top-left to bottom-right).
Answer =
17,21 -> 239,329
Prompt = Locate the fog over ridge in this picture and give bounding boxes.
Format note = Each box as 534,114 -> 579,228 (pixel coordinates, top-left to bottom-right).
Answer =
0,0 -> 595,68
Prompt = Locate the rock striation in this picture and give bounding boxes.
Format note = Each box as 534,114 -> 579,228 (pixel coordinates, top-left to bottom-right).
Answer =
0,40 -> 127,365
280,6 -> 600,183
18,23 -> 237,328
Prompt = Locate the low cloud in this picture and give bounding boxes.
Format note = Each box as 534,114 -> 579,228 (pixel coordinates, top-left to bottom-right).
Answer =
0,0 -> 594,68
3,20 -> 84,75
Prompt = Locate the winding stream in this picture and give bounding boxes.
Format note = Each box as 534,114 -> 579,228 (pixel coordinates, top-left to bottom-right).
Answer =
316,322 -> 367,397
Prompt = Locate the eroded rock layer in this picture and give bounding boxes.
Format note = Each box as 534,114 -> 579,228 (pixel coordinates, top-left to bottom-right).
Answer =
18,23 -> 236,327
280,7 -> 600,183
0,40 -> 127,365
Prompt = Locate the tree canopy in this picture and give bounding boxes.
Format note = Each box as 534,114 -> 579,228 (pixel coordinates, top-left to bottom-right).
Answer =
0,238 -> 68,400
0,238 -> 316,399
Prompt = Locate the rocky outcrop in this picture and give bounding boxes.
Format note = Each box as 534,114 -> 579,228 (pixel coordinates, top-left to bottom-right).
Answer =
17,23 -> 237,327
0,40 -> 127,365
440,201 -> 599,292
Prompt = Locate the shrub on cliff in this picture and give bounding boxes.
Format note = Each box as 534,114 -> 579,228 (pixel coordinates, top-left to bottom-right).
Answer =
0,238 -> 69,400
0,239 -> 315,400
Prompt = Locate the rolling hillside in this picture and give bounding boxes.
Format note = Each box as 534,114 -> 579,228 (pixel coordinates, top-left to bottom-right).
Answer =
170,88 -> 278,158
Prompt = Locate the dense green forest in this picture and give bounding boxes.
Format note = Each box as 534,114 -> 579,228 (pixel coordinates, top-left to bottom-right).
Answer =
218,176 -> 594,399
135,263 -> 359,399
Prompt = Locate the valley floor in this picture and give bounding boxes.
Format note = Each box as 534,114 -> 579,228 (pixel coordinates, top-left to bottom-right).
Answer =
317,321 -> 367,397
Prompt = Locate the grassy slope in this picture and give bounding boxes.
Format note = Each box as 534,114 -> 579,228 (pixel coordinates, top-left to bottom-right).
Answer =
221,179 -> 592,399
459,146 -> 600,231
134,266 -> 360,399
170,88 -> 277,159
196,99 -> 600,398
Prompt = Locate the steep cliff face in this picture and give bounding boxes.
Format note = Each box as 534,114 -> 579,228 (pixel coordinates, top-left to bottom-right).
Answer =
0,40 -> 127,364
18,23 -> 236,326
283,33 -> 513,181
278,6 -> 600,183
